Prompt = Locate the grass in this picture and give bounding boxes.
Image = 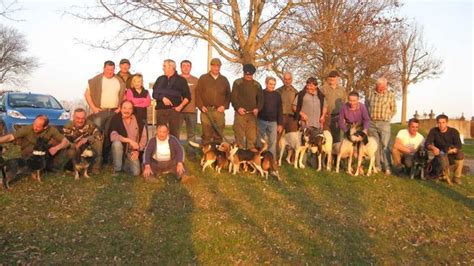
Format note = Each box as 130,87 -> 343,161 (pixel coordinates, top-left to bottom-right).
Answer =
463,139 -> 474,158
0,124 -> 473,263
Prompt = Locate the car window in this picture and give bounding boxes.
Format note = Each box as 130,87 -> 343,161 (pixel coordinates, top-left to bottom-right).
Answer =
8,94 -> 63,109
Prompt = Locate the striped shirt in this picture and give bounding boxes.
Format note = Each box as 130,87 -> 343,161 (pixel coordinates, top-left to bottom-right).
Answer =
365,89 -> 396,122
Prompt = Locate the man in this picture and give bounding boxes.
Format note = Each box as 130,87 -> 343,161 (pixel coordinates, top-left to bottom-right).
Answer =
195,58 -> 231,145
276,72 -> 298,156
320,70 -> 347,142
231,63 -> 264,150
0,115 -> 70,169
84,60 -> 126,163
143,124 -> 186,182
258,76 -> 283,156
152,59 -> 191,138
365,77 -> 396,175
425,114 -> 464,184
109,100 -> 147,176
117,58 -> 133,88
391,118 -> 425,174
293,77 -> 327,129
338,91 -> 370,134
62,108 -> 104,174
180,60 -> 199,142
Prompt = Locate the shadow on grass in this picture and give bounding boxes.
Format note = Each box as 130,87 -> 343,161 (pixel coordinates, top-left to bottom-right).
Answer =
419,179 -> 474,211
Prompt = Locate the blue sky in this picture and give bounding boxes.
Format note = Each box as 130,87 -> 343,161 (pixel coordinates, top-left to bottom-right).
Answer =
1,0 -> 473,122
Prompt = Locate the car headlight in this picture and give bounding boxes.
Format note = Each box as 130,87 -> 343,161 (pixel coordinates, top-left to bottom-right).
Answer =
7,110 -> 27,119
58,111 -> 70,120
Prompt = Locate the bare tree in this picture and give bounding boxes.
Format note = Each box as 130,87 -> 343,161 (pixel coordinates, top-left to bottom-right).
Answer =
0,0 -> 21,20
0,25 -> 38,85
71,0 -> 305,67
396,24 -> 442,125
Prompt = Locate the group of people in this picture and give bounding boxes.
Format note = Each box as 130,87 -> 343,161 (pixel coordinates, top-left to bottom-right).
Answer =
0,58 -> 465,184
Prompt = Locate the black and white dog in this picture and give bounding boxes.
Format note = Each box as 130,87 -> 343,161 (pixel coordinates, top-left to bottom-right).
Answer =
72,144 -> 96,180
409,146 -> 429,180
2,137 -> 49,189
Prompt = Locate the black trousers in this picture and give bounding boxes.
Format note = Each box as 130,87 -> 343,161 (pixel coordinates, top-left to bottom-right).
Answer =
156,109 -> 181,139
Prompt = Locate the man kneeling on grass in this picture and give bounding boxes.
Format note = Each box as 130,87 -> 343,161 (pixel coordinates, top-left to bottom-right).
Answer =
143,124 -> 187,182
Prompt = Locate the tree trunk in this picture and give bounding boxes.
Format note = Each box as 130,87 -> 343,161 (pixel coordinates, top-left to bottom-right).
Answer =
401,81 -> 408,126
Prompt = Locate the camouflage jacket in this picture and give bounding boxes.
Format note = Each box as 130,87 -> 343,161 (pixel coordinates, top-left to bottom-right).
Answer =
63,120 -> 103,144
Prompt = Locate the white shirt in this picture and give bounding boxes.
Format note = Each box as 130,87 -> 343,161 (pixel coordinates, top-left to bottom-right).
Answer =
153,137 -> 171,161
396,129 -> 424,150
100,76 -> 121,108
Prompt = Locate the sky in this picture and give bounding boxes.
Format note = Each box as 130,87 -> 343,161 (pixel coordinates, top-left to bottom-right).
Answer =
1,0 -> 473,123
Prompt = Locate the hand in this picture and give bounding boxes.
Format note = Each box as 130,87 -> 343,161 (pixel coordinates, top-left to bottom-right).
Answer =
177,162 -> 185,176
432,146 -> 440,156
75,138 -> 88,149
114,108 -> 121,113
92,106 -> 102,114
252,108 -> 258,116
128,140 -> 139,150
143,165 -> 153,178
363,129 -> 368,135
201,106 -> 208,113
408,147 -> 416,154
130,150 -> 139,161
277,125 -> 283,134
162,97 -> 173,106
300,112 -> 308,121
319,116 -> 325,125
448,147 -> 457,154
238,108 -> 246,115
217,106 -> 225,113
48,146 -> 58,156
174,105 -> 183,112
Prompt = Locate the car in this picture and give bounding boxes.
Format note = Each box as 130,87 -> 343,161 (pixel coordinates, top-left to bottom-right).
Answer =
0,91 -> 70,133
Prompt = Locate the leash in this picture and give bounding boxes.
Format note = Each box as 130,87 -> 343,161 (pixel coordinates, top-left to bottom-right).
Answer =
203,110 -> 231,143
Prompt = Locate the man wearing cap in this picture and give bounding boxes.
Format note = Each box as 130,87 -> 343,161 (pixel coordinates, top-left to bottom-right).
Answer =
231,63 -> 264,150
152,59 -> 191,138
320,70 -> 347,143
84,60 -> 126,163
117,58 -> 133,89
180,60 -> 199,143
293,77 -> 327,129
195,58 -> 231,145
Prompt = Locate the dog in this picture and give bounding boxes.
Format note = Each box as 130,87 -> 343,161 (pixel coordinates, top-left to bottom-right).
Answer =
72,144 -> 95,180
278,127 -> 323,169
260,150 -> 280,180
333,125 -> 361,174
306,129 -> 333,171
228,140 -> 268,176
409,146 -> 429,180
2,137 -> 49,189
189,141 -> 221,172
353,130 -> 378,176
278,130 -> 303,168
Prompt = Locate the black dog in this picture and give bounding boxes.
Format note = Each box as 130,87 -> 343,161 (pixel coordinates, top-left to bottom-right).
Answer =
2,137 -> 49,189
72,144 -> 95,180
410,146 -> 429,180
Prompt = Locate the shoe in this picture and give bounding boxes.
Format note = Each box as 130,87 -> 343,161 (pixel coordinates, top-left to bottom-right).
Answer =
453,177 -> 462,185
384,169 -> 391,176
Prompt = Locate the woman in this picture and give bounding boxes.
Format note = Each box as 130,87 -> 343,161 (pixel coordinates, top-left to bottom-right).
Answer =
125,74 -> 151,124
338,91 -> 370,135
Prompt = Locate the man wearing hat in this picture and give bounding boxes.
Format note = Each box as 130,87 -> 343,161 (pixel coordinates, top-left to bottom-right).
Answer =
320,70 -> 347,143
231,63 -> 264,150
117,58 -> 133,88
195,58 -> 231,145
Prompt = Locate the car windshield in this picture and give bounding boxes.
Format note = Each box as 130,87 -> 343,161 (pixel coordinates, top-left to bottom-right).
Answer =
8,94 -> 63,109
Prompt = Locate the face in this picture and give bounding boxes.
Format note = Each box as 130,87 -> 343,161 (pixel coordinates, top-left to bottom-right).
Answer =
210,64 -> 220,75
32,118 -> 46,133
163,62 -> 175,76
103,65 -> 115,79
283,74 -> 292,87
121,102 -> 134,119
306,83 -> 317,94
348,95 -> 359,108
73,111 -> 87,128
244,73 -> 253,81
181,62 -> 191,75
132,77 -> 143,90
156,126 -> 169,141
437,118 -> 448,131
327,76 -> 338,87
266,80 -> 276,91
408,121 -> 419,135
119,63 -> 130,73
375,82 -> 387,93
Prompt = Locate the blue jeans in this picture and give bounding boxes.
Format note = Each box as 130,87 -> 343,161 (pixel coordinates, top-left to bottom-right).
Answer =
257,119 -> 277,156
368,120 -> 391,170
111,141 -> 141,176
181,112 -> 197,142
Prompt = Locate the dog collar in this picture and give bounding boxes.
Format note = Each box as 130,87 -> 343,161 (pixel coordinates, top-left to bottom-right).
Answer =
32,150 -> 46,156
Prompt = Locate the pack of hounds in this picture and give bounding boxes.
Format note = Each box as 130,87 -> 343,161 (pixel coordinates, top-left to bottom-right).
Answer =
0,125 -> 432,189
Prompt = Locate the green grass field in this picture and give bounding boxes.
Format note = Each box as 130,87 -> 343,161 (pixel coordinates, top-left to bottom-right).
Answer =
0,124 -> 473,263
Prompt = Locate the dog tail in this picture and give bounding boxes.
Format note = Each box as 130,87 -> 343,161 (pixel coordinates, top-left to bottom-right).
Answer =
259,139 -> 268,154
188,140 -> 201,149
